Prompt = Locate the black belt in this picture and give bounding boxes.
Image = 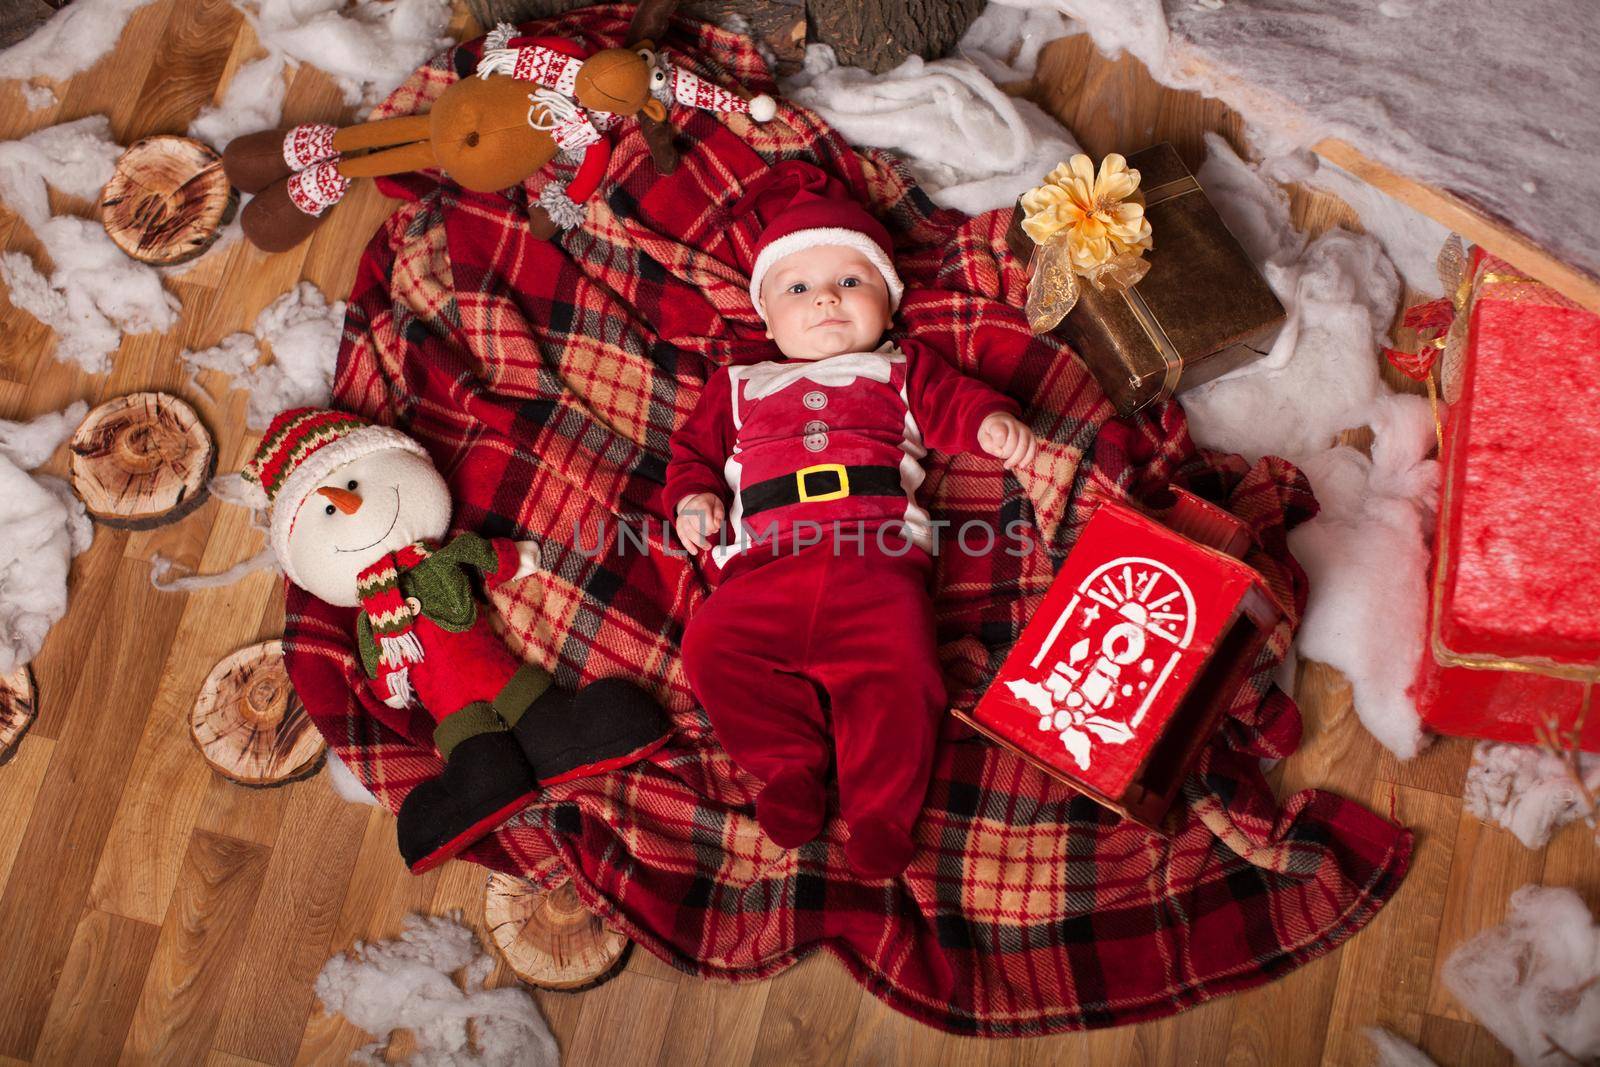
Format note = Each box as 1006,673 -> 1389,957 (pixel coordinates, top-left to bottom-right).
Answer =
740,463 -> 904,517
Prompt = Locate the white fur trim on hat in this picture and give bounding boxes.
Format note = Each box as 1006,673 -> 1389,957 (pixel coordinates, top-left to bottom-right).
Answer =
749,227 -> 904,320
269,425 -> 429,587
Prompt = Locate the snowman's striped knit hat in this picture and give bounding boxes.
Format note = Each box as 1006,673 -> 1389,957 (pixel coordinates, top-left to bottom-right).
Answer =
242,407 -> 429,586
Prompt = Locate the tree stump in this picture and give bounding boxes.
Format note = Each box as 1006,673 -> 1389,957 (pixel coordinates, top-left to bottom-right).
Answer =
464,0 -> 808,73
810,0 -> 985,73
0,668 -> 38,768
0,0 -> 63,51
191,641 -> 325,788
100,136 -> 237,266
69,392 -> 215,529
484,873 -> 632,991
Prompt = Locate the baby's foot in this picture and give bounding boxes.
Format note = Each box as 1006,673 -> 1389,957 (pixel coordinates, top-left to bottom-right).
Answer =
755,769 -> 826,849
843,817 -> 914,880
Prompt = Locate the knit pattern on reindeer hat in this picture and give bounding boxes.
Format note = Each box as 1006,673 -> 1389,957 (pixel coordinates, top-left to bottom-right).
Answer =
242,407 -> 430,586
734,160 -> 904,320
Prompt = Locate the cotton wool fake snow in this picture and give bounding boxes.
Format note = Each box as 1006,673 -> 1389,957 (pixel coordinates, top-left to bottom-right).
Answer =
0,117 -> 180,374
188,0 -> 453,149
314,912 -> 559,1067
0,402 -> 92,675
1442,886 -> 1600,1067
182,281 -> 347,431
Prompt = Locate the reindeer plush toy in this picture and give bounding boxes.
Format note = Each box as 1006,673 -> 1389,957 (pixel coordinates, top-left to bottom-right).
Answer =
223,1 -> 776,252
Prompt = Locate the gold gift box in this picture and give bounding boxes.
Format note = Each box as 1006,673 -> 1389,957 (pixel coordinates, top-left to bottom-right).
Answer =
1006,143 -> 1285,416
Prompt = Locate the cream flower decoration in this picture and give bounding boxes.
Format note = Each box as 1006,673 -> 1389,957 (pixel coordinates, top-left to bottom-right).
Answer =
1020,154 -> 1153,274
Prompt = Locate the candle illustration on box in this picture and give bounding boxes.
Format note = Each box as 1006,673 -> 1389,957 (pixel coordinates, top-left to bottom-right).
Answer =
958,496 -> 1282,829
1008,557 -> 1197,771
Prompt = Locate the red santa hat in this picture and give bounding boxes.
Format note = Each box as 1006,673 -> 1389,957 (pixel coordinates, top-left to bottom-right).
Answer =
735,160 -> 904,320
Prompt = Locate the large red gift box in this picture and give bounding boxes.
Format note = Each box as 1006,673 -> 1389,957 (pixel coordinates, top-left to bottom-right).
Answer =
1412,250 -> 1600,749
955,496 -> 1282,829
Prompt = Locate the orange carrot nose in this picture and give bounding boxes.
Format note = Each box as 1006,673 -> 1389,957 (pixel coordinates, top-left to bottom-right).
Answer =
316,486 -> 363,514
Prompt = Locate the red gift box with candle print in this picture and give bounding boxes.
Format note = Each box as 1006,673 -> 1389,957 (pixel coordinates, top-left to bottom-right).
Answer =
956,494 -> 1282,829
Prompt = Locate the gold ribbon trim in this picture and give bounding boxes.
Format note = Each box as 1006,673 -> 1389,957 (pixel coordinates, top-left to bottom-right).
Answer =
1140,175 -> 1202,209
1123,286 -> 1184,400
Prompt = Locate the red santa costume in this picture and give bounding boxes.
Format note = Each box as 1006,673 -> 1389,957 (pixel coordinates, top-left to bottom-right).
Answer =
667,163 -> 1021,878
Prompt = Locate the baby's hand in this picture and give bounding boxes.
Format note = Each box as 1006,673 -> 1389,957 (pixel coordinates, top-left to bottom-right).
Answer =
675,492 -> 725,555
979,412 -> 1038,471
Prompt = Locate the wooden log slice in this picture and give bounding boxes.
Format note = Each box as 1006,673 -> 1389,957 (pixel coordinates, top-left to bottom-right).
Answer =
0,0 -> 61,51
810,0 -> 986,73
69,392 -> 215,529
465,0 -> 808,72
100,135 -> 237,266
485,873 -> 632,992
191,640 -> 325,788
0,668 -> 38,769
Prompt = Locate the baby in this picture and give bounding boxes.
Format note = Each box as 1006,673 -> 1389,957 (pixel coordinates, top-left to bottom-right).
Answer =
667,162 -> 1035,879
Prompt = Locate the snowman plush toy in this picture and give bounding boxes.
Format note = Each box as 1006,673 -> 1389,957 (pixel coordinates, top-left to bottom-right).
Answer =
242,407 -> 670,872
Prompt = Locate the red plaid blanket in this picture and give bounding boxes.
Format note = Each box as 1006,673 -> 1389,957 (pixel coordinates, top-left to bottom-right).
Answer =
283,7 -> 1411,1035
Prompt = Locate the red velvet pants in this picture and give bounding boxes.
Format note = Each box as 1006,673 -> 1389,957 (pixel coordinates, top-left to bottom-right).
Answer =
681,540 -> 947,843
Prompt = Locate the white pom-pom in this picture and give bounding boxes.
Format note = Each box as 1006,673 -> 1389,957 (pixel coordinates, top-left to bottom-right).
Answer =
484,21 -> 517,51
748,94 -> 777,122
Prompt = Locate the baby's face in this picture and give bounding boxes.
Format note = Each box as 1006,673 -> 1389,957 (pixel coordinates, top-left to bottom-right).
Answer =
759,245 -> 890,361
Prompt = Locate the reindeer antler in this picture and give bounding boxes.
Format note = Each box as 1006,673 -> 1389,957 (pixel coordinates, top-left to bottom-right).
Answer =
625,0 -> 681,174
625,0 -> 678,48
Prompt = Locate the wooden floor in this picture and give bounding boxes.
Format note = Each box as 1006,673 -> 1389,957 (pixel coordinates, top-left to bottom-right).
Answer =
0,7 -> 1595,1065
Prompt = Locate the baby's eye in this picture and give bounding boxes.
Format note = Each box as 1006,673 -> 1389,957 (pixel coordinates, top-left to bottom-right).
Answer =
786,282 -> 808,294
839,276 -> 860,288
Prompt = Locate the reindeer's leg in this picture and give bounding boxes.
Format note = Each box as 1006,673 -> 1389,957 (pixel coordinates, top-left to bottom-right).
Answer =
334,141 -> 438,180
225,116 -> 433,195
241,154 -> 373,254
331,115 -> 432,154
223,122 -> 341,195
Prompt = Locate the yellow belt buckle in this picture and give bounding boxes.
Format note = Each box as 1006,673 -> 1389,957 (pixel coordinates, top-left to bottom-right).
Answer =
795,462 -> 849,502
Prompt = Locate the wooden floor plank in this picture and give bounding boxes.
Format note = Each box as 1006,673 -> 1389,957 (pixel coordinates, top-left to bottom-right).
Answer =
118,831 -> 271,1065
1222,947 -> 1343,1066
0,735 -> 54,898
122,0 -> 242,139
561,966 -> 680,1067
211,778 -> 369,1066
1319,784 -> 1462,1066
1416,1012 -> 1513,1067
30,909 -> 161,1065
91,497 -> 285,924
291,798 -> 442,1066
746,953 -> 866,1067
1536,819 -> 1600,913
649,971 -> 770,1067
1423,811 -> 1547,1023
1122,994 -> 1238,1067
206,1052 -> 277,1067
1373,735 -> 1478,800
0,555 -> 192,1059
